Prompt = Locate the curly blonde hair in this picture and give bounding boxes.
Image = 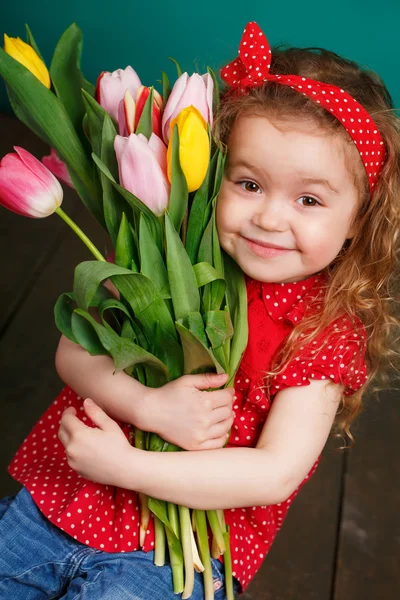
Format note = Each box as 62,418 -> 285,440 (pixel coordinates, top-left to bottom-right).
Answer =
215,45 -> 400,444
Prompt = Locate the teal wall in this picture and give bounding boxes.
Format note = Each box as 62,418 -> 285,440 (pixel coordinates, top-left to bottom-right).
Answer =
1,0 -> 399,112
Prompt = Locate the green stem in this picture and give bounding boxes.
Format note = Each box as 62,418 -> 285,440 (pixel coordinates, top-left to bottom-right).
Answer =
179,506 -> 195,599
154,515 -> 166,567
223,529 -> 234,600
55,207 -> 106,262
206,510 -> 226,555
194,510 -> 214,600
167,502 -> 180,538
219,512 -> 234,600
165,526 -> 184,594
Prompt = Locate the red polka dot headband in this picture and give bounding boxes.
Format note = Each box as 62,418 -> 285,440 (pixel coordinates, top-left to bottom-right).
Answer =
220,21 -> 386,195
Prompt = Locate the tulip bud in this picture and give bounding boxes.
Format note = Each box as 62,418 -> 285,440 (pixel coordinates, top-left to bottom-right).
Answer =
167,106 -> 209,193
0,147 -> 63,218
96,66 -> 141,122
118,90 -> 136,137
114,133 -> 170,216
135,86 -> 164,138
4,34 -> 50,88
42,148 -> 74,188
162,73 -> 213,143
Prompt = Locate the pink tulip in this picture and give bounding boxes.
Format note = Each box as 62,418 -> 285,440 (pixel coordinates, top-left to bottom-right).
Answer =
42,148 -> 74,188
161,72 -> 213,143
118,90 -> 136,137
114,133 -> 169,216
0,146 -> 63,218
96,66 -> 142,122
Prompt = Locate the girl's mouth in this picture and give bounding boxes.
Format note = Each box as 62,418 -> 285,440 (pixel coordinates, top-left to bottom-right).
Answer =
242,237 -> 294,258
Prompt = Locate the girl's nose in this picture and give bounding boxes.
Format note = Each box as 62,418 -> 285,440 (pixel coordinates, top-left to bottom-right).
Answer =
252,198 -> 288,232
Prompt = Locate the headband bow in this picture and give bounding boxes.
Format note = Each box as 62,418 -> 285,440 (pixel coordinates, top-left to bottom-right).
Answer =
220,22 -> 386,194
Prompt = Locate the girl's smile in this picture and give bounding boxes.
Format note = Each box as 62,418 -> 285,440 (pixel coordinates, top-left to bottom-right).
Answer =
242,236 -> 295,258
216,115 -> 362,283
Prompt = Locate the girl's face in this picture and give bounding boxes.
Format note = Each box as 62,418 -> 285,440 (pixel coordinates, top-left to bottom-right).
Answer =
216,115 -> 361,283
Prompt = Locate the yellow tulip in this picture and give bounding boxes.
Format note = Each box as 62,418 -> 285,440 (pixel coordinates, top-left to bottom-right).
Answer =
167,106 -> 209,193
4,34 -> 51,89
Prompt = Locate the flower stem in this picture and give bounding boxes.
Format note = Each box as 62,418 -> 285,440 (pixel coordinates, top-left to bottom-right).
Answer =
194,510 -> 214,600
55,207 -> 106,262
154,516 -> 166,566
179,505 -> 195,599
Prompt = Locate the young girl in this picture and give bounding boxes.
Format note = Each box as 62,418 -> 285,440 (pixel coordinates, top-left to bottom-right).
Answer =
1,21 -> 399,599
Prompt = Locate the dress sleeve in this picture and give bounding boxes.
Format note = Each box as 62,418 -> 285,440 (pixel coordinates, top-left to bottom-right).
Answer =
271,316 -> 368,397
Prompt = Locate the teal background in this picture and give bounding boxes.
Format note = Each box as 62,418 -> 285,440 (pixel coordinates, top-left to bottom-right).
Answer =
0,0 -> 399,112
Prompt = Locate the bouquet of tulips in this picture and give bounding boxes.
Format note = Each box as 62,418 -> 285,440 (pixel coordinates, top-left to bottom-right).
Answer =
0,24 -> 248,599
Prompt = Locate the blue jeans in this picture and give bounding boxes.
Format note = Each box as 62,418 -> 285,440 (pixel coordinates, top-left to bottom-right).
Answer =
0,488 -> 241,599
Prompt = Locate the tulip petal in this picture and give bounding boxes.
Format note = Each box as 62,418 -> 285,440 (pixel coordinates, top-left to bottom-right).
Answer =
161,72 -> 188,143
42,148 -> 74,188
202,72 -> 214,127
14,146 -> 63,201
4,34 -> 51,88
98,65 -> 142,122
114,134 -> 169,216
148,133 -> 168,175
0,152 -> 62,217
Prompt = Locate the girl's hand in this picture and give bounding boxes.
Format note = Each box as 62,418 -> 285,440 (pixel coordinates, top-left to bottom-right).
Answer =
58,398 -> 134,486
145,372 -> 235,451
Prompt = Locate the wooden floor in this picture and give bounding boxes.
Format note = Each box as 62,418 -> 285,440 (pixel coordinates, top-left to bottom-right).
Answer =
0,114 -> 399,599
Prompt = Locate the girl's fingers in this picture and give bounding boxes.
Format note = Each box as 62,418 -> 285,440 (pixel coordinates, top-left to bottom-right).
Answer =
82,398 -> 120,432
198,433 -> 230,450
210,388 -> 235,410
207,417 -> 234,441
210,406 -> 233,425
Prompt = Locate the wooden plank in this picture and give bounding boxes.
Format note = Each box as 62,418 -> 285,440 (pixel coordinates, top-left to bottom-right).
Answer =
334,389 -> 400,599
244,437 -> 344,600
0,114 -> 82,332
0,200 -> 110,497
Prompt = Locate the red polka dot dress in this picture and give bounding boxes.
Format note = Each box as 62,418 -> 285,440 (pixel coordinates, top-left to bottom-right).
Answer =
8,271 -> 368,594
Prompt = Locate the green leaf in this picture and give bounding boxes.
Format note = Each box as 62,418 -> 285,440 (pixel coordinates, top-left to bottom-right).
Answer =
25,24 -> 44,62
71,310 -> 108,355
193,262 -> 224,288
175,321 -> 224,375
168,125 -> 189,233
185,149 -> 213,264
73,261 -> 176,338
139,214 -> 170,298
204,310 -> 233,349
210,198 -> 226,309
54,284 -> 112,344
161,71 -> 171,105
100,114 -> 128,245
82,89 -> 109,158
115,213 -> 136,270
151,321 -> 183,381
223,252 -> 248,386
50,24 -> 88,145
74,308 -> 169,379
168,56 -> 183,77
210,147 -> 227,201
0,48 -> 100,220
135,87 -> 154,139
54,292 -> 78,343
165,211 -> 200,320
98,297 -> 128,333
187,312 -> 208,348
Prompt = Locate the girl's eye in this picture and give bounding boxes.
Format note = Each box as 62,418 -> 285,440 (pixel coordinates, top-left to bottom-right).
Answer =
297,196 -> 320,207
238,181 -> 262,193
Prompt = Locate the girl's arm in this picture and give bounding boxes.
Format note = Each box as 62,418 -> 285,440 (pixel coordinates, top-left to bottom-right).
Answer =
59,378 -> 342,509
